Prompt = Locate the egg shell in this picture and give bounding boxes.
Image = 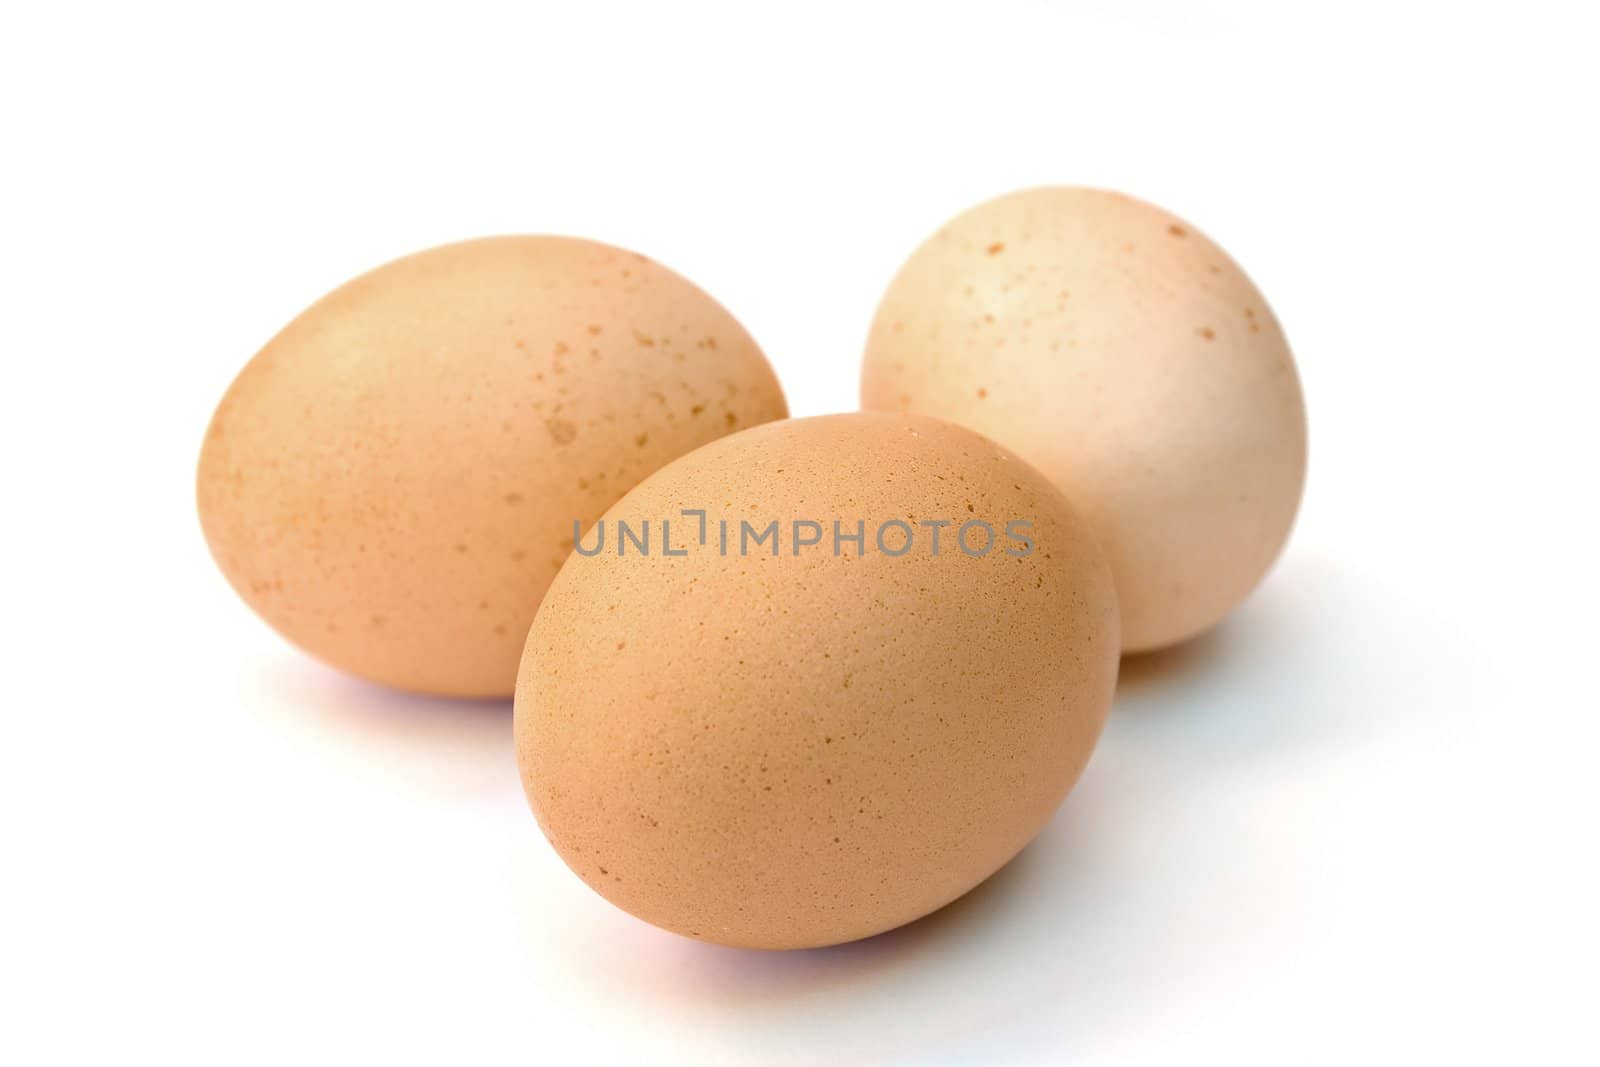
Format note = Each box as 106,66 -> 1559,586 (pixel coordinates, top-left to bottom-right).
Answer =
515,412 -> 1119,949
198,236 -> 786,697
862,187 -> 1307,652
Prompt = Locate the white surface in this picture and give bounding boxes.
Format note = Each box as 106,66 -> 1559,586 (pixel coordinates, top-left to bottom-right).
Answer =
4,2 -> 1597,1063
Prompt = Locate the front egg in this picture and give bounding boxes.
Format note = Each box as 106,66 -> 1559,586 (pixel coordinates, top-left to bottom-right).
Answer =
515,412 -> 1119,949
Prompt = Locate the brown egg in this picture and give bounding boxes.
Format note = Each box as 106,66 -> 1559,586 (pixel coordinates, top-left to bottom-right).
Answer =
862,187 -> 1307,652
198,236 -> 787,697
515,413 -> 1118,949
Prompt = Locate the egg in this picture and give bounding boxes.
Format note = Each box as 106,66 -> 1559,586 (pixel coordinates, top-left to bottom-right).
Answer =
515,412 -> 1118,948
862,187 -> 1307,652
198,236 -> 787,697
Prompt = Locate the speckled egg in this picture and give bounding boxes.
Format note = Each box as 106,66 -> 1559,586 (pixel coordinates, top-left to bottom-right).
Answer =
862,187 -> 1307,652
198,236 -> 787,697
515,412 -> 1119,949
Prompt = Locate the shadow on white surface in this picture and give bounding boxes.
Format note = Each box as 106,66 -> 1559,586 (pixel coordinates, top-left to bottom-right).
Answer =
248,655 -> 515,800
1113,552 -> 1378,759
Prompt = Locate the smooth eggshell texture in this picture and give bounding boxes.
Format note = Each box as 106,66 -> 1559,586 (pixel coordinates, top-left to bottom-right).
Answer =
198,236 -> 787,697
516,412 -> 1119,949
862,187 -> 1307,652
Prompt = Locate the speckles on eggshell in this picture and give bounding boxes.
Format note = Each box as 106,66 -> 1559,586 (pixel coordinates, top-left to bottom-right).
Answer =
546,417 -> 579,445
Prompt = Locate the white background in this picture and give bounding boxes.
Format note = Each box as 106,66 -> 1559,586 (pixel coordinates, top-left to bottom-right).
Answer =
4,2 -> 1597,1063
